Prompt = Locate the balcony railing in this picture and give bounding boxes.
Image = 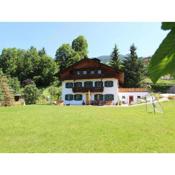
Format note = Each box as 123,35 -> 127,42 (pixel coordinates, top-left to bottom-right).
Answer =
72,86 -> 104,93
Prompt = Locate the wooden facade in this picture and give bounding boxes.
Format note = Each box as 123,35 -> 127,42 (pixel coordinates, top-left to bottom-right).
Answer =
60,58 -> 124,85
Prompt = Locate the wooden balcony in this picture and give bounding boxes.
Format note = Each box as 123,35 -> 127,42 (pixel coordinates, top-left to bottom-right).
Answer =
72,86 -> 104,93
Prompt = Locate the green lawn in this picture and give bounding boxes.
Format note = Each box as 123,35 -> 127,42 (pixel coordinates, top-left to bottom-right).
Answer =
0,101 -> 175,153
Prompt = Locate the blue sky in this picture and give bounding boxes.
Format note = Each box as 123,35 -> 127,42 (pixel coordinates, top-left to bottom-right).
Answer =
0,22 -> 168,58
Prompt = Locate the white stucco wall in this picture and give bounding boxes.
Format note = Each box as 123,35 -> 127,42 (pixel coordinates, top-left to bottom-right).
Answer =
118,92 -> 148,104
62,78 -> 119,105
62,79 -> 149,105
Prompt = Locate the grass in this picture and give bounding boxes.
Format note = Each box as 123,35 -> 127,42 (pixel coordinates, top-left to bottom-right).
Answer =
0,101 -> 175,153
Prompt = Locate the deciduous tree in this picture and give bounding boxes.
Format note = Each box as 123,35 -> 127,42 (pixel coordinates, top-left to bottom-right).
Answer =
23,84 -> 40,104
55,44 -> 80,71
72,35 -> 88,58
148,22 -> 175,83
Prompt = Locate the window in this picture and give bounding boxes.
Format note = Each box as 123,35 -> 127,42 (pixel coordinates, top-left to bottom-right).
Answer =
94,94 -> 103,101
137,96 -> 141,99
95,81 -> 103,88
65,94 -> 73,101
97,70 -> 102,74
83,71 -> 87,75
104,81 -> 113,87
74,94 -> 82,101
90,70 -> 95,74
77,71 -> 81,75
74,82 -> 82,88
77,71 -> 85,75
122,96 -> 125,99
84,81 -> 93,88
104,94 -> 114,101
65,82 -> 73,88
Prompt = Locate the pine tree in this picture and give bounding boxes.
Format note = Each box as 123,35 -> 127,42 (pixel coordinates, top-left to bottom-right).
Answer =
123,44 -> 145,87
109,44 -> 123,71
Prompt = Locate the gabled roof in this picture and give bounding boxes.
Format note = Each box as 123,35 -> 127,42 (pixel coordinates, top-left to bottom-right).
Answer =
60,58 -> 124,84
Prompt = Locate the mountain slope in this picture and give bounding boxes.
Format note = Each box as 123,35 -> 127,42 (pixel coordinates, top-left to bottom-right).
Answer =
97,55 -> 125,64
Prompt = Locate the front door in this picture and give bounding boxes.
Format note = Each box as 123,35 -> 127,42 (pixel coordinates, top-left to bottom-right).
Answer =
86,92 -> 91,105
129,96 -> 134,104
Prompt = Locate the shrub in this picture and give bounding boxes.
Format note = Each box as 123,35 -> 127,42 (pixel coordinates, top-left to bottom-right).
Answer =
48,86 -> 62,102
36,94 -> 48,105
167,86 -> 175,93
0,86 -> 4,102
23,84 -> 40,104
151,84 -> 172,93
8,77 -> 21,94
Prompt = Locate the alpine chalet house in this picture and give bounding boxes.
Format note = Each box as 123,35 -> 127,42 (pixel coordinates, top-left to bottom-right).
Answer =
60,58 -> 148,105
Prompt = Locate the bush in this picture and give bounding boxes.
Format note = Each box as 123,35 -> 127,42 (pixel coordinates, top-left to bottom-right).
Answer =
36,94 -> 48,104
8,77 -> 21,94
0,87 -> 4,102
23,84 -> 40,104
151,84 -> 172,93
167,86 -> 175,93
48,86 -> 62,102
